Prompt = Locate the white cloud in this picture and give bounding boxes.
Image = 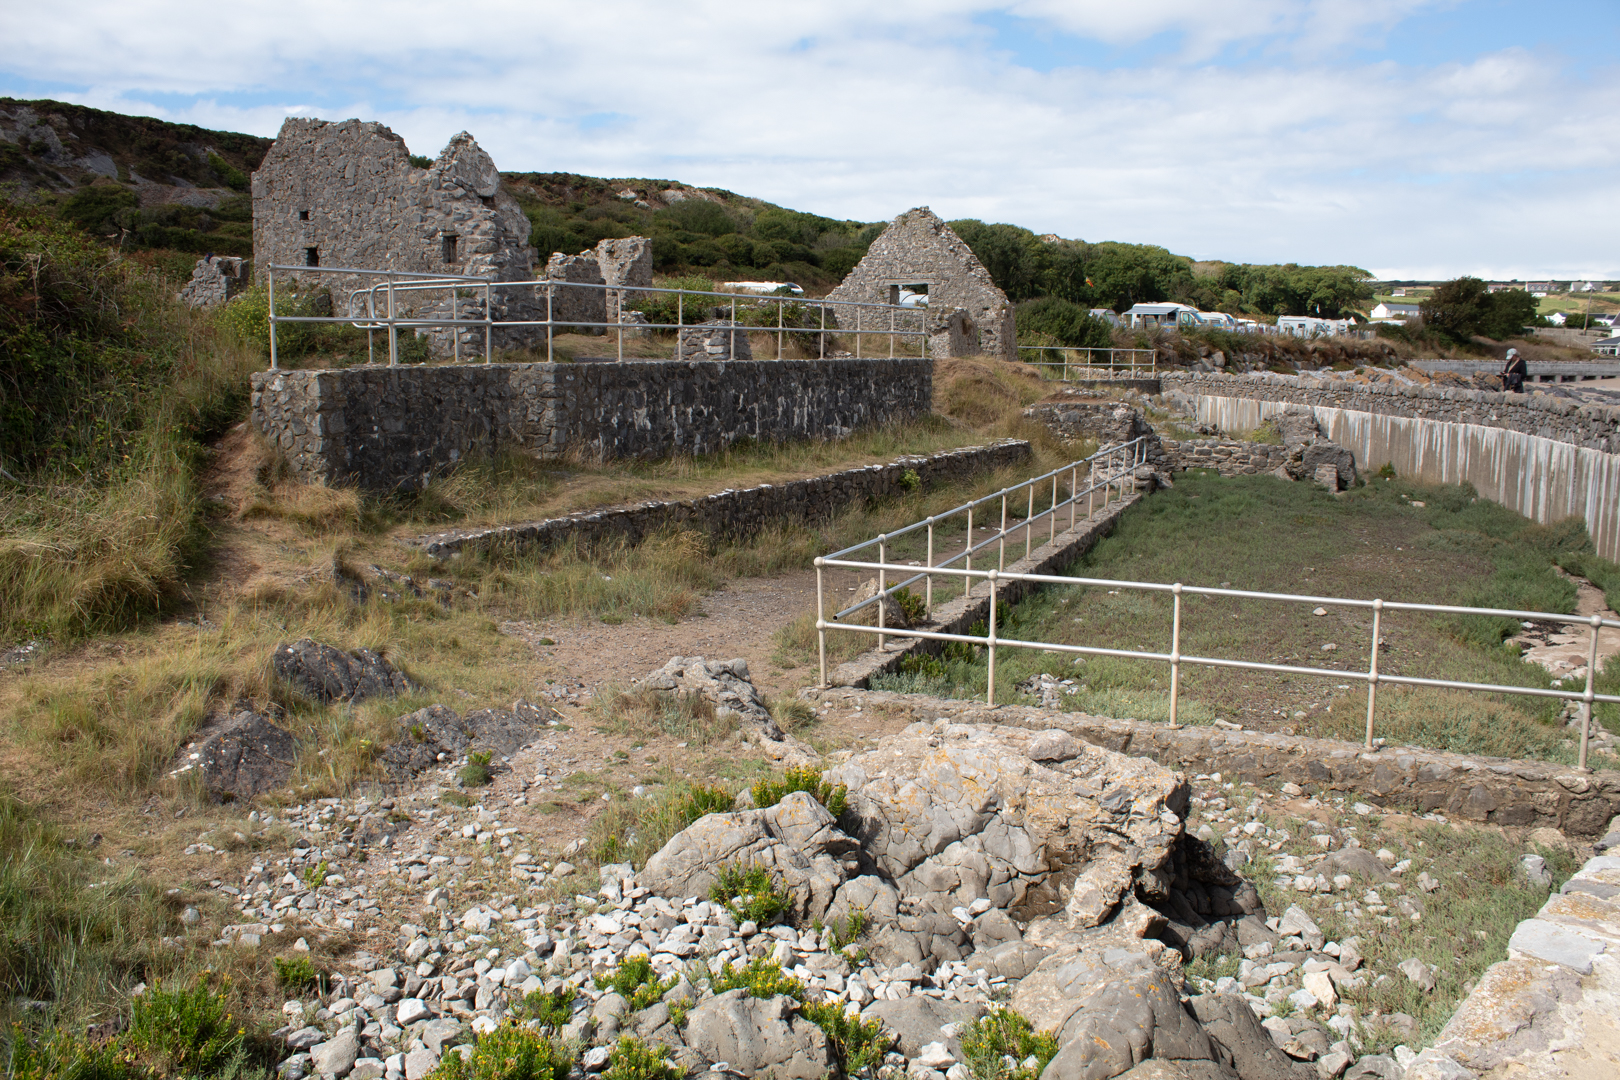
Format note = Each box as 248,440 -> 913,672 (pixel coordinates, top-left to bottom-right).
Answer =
2,1 -> 1616,277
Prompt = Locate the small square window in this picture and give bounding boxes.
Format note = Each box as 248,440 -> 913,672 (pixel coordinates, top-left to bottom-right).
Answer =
441,234 -> 458,263
298,209 -> 310,221
304,247 -> 319,267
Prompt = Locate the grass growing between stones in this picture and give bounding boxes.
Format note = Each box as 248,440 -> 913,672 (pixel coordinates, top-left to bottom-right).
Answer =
1184,777 -> 1581,1055
872,470 -> 1620,763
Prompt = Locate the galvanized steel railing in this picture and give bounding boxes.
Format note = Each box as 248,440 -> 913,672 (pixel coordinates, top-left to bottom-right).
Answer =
815,471 -> 1620,770
1015,346 -> 1158,380
262,264 -> 928,368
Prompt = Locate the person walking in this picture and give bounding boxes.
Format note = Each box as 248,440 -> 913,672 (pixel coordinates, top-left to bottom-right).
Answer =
1502,347 -> 1527,393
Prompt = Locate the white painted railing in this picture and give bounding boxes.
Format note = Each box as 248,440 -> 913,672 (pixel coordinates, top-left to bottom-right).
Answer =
1015,345 -> 1157,379
816,470 -> 1620,768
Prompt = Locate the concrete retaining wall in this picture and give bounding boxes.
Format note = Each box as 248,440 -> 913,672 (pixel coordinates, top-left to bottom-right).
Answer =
1163,372 -> 1620,560
409,440 -> 1032,560
250,357 -> 933,490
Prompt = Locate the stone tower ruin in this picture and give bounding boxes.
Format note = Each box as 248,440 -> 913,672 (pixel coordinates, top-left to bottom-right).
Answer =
251,119 -> 536,293
825,207 -> 1017,361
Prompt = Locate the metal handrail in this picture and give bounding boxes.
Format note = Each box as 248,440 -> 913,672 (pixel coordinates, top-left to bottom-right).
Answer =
822,438 -> 1149,651
263,264 -> 929,369
816,514 -> 1620,770
1015,346 -> 1157,380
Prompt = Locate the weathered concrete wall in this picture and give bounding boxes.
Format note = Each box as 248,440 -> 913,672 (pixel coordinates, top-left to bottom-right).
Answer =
251,119 -> 535,294
409,440 -> 1032,560
1164,372 -> 1620,560
806,688 -> 1620,838
250,357 -> 933,489
826,207 -> 1016,361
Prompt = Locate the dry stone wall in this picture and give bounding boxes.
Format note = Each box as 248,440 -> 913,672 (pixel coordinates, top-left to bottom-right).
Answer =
826,207 -> 1016,361
250,357 -> 933,490
1157,438 -> 1291,476
178,255 -> 249,308
407,440 -> 1031,560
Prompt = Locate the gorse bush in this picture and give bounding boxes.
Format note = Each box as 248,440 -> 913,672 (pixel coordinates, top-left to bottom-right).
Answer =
594,957 -> 674,1011
600,1037 -> 679,1080
709,958 -> 805,1000
800,1001 -> 892,1078
960,1007 -> 1060,1080
427,1022 -> 573,1080
751,766 -> 847,818
708,863 -> 793,926
518,987 -> 576,1030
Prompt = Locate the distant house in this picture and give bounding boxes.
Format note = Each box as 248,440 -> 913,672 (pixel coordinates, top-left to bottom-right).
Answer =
1123,302 -> 1198,329
1548,311 -> 1568,326
1370,302 -> 1420,319
1592,335 -> 1620,357
1391,288 -> 1407,297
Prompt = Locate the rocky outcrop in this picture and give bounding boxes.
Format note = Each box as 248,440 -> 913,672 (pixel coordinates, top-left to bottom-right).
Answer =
272,639 -> 420,704
639,657 -> 814,765
178,255 -> 248,308
379,700 -> 558,782
682,990 -> 833,1079
674,320 -> 753,362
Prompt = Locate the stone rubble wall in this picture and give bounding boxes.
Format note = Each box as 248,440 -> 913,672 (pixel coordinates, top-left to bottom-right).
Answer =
1157,438 -> 1291,476
826,207 -> 1017,361
673,320 -> 752,362
407,440 -> 1032,560
1163,370 -> 1620,560
250,357 -> 935,490
808,689 -> 1620,840
251,119 -> 535,304
178,255 -> 249,308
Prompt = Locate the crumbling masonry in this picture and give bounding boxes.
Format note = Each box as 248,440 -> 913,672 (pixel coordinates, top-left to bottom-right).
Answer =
826,206 -> 1017,361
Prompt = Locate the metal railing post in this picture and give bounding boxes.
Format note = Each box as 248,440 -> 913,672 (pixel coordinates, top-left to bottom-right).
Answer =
268,268 -> 278,369
855,305 -> 862,359
1169,583 -> 1183,727
889,306 -> 895,359
959,508 -> 972,599
1580,613 -> 1602,770
729,294 -> 736,360
986,569 -> 999,705
1050,474 -> 1058,546
387,274 -> 398,366
1026,484 -> 1034,560
483,281 -> 492,362
925,516 -> 935,619
877,534 -> 887,651
452,285 -> 461,364
1070,466 -> 1078,530
999,491 -> 1008,571
819,301 -> 826,359
617,287 -> 624,362
777,297 -> 784,361
1365,600 -> 1383,749
815,558 -> 827,688
546,282 -> 554,364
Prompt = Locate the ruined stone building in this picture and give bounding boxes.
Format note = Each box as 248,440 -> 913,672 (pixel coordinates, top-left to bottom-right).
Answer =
252,119 -> 536,297
825,207 -> 1016,361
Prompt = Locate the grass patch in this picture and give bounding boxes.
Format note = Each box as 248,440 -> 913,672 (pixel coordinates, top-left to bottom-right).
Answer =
751,766 -> 848,818
959,1006 -> 1060,1080
587,781 -> 736,868
589,686 -> 736,747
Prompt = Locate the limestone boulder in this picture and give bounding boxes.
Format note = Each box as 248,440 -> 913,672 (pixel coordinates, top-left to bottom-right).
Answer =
639,657 -> 814,765
380,705 -> 468,781
863,996 -> 983,1059
639,792 -> 855,924
1187,994 -> 1314,1080
681,990 -> 833,1080
824,722 -> 1187,922
172,707 -> 298,801
272,639 -> 419,704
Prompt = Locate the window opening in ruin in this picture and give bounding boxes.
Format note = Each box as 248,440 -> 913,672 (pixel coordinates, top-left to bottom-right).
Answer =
298,209 -> 310,220
890,282 -> 930,307
442,234 -> 459,263
304,247 -> 319,267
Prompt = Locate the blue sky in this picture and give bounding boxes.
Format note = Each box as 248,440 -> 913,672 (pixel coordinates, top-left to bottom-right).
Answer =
2,1 -> 1616,278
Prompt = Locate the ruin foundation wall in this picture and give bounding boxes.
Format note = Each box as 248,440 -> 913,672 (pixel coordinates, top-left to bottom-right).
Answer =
250,357 -> 933,490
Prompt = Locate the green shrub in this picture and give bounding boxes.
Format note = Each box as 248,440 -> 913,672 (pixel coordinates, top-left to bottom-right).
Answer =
518,987 -> 576,1030
708,863 -> 793,926
629,275 -> 720,327
302,860 -> 329,889
960,1007 -> 1060,1080
460,751 -> 494,788
601,1036 -> 680,1080
751,766 -> 847,818
594,956 -> 674,1011
273,954 -> 326,993
589,781 -> 735,868
892,586 -> 927,625
801,1001 -> 893,1077
206,153 -> 248,192
708,958 -> 806,1000
426,1022 -> 573,1080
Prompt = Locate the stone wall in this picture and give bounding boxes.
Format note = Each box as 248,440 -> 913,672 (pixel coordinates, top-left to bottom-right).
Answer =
250,357 -> 933,489
178,255 -> 249,308
251,119 -> 535,297
807,689 -> 1620,839
1157,438 -> 1291,476
409,440 -> 1032,560
826,207 -> 1016,361
1163,371 -> 1620,559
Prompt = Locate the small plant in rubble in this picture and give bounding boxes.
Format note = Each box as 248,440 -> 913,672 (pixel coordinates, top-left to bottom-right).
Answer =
960,1007 -> 1060,1080
709,862 -> 794,926
601,1036 -> 680,1080
519,985 -> 577,1030
708,957 -> 806,1000
426,1021 -> 573,1080
800,1000 -> 894,1078
594,956 -> 675,1011
751,765 -> 847,818
460,750 -> 494,787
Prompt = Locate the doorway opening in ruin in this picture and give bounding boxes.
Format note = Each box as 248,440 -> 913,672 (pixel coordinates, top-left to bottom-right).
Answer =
298,210 -> 310,221
441,235 -> 459,264
304,247 -> 319,267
